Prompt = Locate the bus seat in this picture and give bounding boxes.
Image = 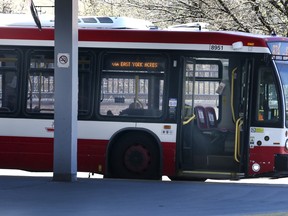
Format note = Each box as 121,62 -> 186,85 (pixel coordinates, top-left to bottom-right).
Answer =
194,106 -> 226,154
205,107 -> 218,128
194,106 -> 209,129
205,106 -> 230,133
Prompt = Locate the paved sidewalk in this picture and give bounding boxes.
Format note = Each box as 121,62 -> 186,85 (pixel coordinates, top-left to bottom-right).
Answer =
0,175 -> 288,216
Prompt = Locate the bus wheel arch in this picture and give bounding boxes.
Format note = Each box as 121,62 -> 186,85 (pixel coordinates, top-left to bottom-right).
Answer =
107,129 -> 162,180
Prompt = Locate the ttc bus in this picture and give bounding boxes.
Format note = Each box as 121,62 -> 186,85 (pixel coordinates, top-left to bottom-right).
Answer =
0,24 -> 288,180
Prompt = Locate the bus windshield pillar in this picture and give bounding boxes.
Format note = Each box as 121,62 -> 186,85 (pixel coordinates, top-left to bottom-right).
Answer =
53,0 -> 78,182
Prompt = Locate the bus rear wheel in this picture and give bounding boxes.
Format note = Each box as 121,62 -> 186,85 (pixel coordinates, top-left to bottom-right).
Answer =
109,133 -> 160,180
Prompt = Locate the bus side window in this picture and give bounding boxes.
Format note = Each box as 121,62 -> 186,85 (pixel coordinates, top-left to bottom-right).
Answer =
0,52 -> 19,113
26,50 -> 55,114
26,50 -> 93,116
99,53 -> 166,118
256,67 -> 280,122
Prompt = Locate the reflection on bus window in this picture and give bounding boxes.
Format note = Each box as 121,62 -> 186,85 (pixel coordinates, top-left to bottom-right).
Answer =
0,52 -> 19,113
100,53 -> 166,117
257,67 -> 279,122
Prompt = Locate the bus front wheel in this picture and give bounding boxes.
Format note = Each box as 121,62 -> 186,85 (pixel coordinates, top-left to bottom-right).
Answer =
109,133 -> 160,180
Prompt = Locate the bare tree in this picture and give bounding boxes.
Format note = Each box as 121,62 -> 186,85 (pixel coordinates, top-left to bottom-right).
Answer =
105,0 -> 288,35
0,0 -> 31,14
79,0 -> 133,16
6,0 -> 288,36
0,0 -> 13,13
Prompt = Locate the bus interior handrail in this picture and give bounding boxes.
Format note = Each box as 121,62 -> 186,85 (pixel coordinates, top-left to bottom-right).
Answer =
230,67 -> 237,123
234,117 -> 243,163
183,114 -> 196,125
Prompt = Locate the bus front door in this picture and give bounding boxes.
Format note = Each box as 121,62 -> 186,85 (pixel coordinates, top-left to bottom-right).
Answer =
248,64 -> 283,177
178,57 -> 249,180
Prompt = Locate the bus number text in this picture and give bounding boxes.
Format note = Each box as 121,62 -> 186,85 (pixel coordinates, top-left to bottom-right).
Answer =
209,44 -> 224,51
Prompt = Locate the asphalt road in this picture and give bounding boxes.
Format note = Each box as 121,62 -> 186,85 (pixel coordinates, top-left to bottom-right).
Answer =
0,172 -> 288,216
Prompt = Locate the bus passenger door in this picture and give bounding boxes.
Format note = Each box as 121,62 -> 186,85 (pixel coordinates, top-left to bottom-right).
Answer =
231,59 -> 253,175
180,58 -> 196,169
178,57 -> 245,179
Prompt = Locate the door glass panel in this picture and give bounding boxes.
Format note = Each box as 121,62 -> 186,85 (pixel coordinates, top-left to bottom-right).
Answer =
256,67 -> 280,122
184,60 -> 221,117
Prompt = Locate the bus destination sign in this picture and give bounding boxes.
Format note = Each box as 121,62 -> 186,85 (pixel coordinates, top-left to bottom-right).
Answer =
111,61 -> 159,69
104,54 -> 166,71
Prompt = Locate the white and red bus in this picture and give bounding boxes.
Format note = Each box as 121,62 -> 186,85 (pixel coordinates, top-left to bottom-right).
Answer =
0,21 -> 288,180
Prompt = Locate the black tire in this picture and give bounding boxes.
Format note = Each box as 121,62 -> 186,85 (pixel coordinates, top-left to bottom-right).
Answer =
109,132 -> 161,180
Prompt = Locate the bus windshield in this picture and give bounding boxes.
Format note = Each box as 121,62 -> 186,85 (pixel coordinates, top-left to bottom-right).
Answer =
274,61 -> 288,126
267,42 -> 288,127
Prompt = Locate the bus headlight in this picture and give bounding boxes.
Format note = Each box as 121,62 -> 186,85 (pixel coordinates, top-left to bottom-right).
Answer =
252,163 -> 260,172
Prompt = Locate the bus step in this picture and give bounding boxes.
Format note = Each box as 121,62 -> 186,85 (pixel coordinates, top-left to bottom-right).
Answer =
179,170 -> 244,180
207,155 -> 239,170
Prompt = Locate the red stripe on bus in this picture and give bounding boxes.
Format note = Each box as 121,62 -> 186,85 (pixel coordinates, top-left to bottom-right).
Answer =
0,27 -> 279,47
0,136 -> 176,176
249,146 -> 287,176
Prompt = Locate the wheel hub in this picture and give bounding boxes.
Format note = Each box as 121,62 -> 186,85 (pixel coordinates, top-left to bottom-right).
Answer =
124,144 -> 150,173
